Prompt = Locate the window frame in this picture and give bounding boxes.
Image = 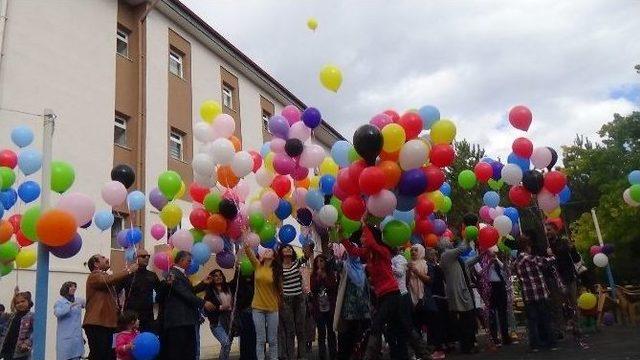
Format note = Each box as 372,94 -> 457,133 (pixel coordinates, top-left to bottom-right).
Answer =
110,212 -> 128,249
116,27 -> 129,57
169,128 -> 184,161
168,49 -> 184,78
114,115 -> 127,147
262,110 -> 271,132
222,84 -> 234,109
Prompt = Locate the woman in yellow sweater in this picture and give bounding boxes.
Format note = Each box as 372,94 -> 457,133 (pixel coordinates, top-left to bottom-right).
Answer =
244,243 -> 282,359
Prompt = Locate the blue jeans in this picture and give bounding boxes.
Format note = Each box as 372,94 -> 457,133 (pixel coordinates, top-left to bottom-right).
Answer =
210,322 -> 231,360
525,299 -> 557,349
253,309 -> 279,360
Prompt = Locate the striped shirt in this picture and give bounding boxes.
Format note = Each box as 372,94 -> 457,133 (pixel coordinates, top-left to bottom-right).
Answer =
282,258 -> 307,297
513,253 -> 555,302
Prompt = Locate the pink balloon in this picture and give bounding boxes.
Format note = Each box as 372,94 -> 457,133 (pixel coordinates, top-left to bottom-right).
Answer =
203,234 -> 225,254
479,206 -> 492,222
370,113 -> 393,129
291,166 -> 309,181
289,121 -> 311,142
212,114 -> 236,139
282,105 -> 301,125
366,189 -> 397,217
332,243 -> 345,258
299,144 -> 325,168
261,191 -> 279,214
248,201 -> 262,214
57,192 -> 95,226
489,206 -> 504,220
292,188 -> 308,208
150,224 -> 166,240
227,215 -> 246,239
537,189 -> 559,212
270,138 -> 286,153
273,153 -> 296,175
235,179 -> 250,201
153,252 -> 170,271
244,232 -> 260,248
101,181 -> 127,207
169,229 -> 194,251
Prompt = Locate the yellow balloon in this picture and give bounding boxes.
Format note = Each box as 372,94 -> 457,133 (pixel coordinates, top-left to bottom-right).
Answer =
545,207 -> 561,218
319,65 -> 342,92
176,181 -> 186,199
309,176 -> 320,189
160,203 -> 183,228
307,18 -> 318,31
15,248 -> 37,269
430,119 -> 456,144
577,292 -> 597,310
319,157 -> 339,176
427,191 -> 445,211
381,123 -> 406,153
264,152 -> 275,173
200,100 -> 222,124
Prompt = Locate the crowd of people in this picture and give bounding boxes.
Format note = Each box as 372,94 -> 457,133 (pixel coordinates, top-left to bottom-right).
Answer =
0,214 -> 596,360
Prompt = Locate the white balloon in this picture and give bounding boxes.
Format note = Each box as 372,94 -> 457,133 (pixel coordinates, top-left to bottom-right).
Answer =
255,167 -> 275,187
494,215 -> 513,236
194,171 -> 216,188
211,138 -> 235,165
318,205 -> 338,226
531,147 -> 552,169
489,206 -> 504,220
501,163 -> 523,186
623,188 -> 640,207
192,153 -> 216,176
231,151 -> 253,178
289,121 -> 312,142
194,122 -> 215,143
299,144 -> 325,168
399,140 -> 428,170
593,253 -> 609,268
211,114 -> 236,139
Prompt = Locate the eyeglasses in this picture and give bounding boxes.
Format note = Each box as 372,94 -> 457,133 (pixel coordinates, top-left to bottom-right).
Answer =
137,255 -> 150,259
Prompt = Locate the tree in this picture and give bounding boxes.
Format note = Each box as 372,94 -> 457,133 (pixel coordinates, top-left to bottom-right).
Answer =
446,139 -> 486,229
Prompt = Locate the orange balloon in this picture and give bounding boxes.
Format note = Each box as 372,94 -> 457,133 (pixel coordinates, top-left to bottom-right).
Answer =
36,209 -> 77,247
230,136 -> 242,152
380,150 -> 399,162
424,233 -> 439,248
377,161 -> 401,189
217,165 -> 239,188
207,214 -> 228,234
0,220 -> 14,244
295,177 -> 310,189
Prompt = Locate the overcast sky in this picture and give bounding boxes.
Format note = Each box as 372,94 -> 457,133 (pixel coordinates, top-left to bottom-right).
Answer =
182,0 -> 640,161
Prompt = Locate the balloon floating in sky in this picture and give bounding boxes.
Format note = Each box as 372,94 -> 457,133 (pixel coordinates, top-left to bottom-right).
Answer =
307,18 -> 318,31
319,64 -> 342,92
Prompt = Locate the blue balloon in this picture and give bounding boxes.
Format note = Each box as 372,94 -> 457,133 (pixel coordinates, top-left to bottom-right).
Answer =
0,188 -> 17,210
439,182 -> 451,197
398,169 -> 427,197
418,105 -> 440,129
480,157 -> 495,164
11,126 -> 34,148
278,224 -> 297,244
491,162 -> 504,181
262,238 -> 277,249
127,190 -> 145,211
305,190 -> 324,211
0,205 -> 3,219
483,191 -> 500,208
331,140 -> 351,168
260,142 -> 271,157
393,209 -> 415,224
125,247 -> 136,262
396,193 -> 417,211
132,332 -> 160,360
503,207 -> 519,223
629,170 -> 640,185
298,233 -> 312,246
319,175 -> 336,195
17,181 -> 40,203
192,242 -> 211,265
410,234 -> 422,245
507,152 -> 530,172
17,148 -> 42,176
432,219 -> 447,236
511,222 -> 520,236
186,260 -> 200,275
126,228 -> 143,245
275,199 -> 292,220
559,186 -> 571,205
117,230 -> 131,248
94,210 -> 114,231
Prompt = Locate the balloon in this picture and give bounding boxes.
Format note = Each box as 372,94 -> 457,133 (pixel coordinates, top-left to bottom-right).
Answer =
546,147 -> 558,170
0,261 -> 14,276
158,171 -> 182,200
577,292 -> 597,310
429,144 -> 455,168
418,105 -> 440,129
0,188 -> 16,210
331,141 -> 351,168
299,144 -> 326,168
537,189 -> 559,212
359,167 -> 385,195
319,64 -> 342,92
623,188 -> 640,207
393,209 -> 414,224
210,138 -> 235,165
271,175 -> 291,198
188,208 -> 208,230
423,165 -> 445,192
148,223 -> 165,240
628,170 -> 640,185
512,137 -> 533,159
507,152 -> 530,172
281,105 -> 301,126
200,100 -> 222,123
258,221 -> 276,242
192,153 -> 216,178
439,183 -> 451,197
319,174 -> 336,195
631,184 -> 640,203
508,105 -> 532,131
159,203 -> 182,228
501,164 -> 523,186
278,224 -> 297,244
48,232 -> 82,258
465,226 -> 479,240
367,190 -> 396,217
430,119 -> 456,144
397,112 -> 423,140
342,195 -> 365,220
247,150 -> 262,173
544,171 -> 567,194
370,113 -> 393,130
353,125 -> 383,165
490,161 -> 504,181
303,189 -> 322,211
36,209 -> 77,247
267,115 -> 290,139
202,234 -> 224,254
169,229 -> 193,251
193,122 -> 215,143
398,140 -> 427,170
148,188 -> 168,211
296,208 -> 312,226
125,227 -> 143,246
381,123 -> 406,153
275,199 -> 292,220
16,181 -> 39,204
558,186 -> 571,205
219,199 -> 238,220
0,167 -> 14,191
282,140 -> 303,159
474,162 -> 493,183
522,170 -> 544,194
212,114 -> 236,138
189,242 -> 210,265
0,150 -> 17,169
111,164 -> 136,189
376,161 -> 401,190
216,251 -> 236,269
50,161 -> 75,193
318,205 -> 338,226
382,220 -> 411,247
0,240 -> 19,263
398,169 -> 427,197
301,107 -> 322,129
11,126 -> 34,148
478,226 -> 499,251
217,165 -> 239,188
249,212 -> 266,232
601,244 -> 615,255
508,185 -> 531,208
100,181 -> 126,207
307,17 -> 318,31
530,147 -> 552,169
17,148 -> 42,176
488,179 -> 504,191
319,157 -> 339,176
131,332 -> 161,360
57,192 -> 95,226
239,256 -> 255,276
458,170 -> 477,190
494,215 -> 513,236
0,220 -> 13,244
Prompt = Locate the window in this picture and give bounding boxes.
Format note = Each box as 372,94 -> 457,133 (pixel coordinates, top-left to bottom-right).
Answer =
169,128 -> 184,161
116,27 -> 129,57
110,212 -> 128,248
114,115 -> 127,146
262,110 -> 271,132
222,84 -> 234,109
169,49 -> 183,78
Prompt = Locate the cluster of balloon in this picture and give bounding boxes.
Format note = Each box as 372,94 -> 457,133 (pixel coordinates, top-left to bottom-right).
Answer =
623,170 -> 640,207
589,243 -> 614,268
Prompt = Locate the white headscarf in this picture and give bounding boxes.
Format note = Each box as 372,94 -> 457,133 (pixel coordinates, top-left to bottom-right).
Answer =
409,244 -> 428,305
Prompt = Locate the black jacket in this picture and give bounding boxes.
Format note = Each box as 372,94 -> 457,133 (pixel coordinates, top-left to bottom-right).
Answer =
193,281 -> 231,328
162,267 -> 205,329
120,268 -> 160,323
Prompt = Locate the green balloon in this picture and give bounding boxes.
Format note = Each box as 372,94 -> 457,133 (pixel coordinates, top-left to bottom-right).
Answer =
465,226 -> 479,240
0,242 -> 19,262
258,222 -> 276,242
630,184 -> 640,202
0,167 -> 15,190
203,192 -> 222,213
404,248 -> 411,261
440,196 -> 452,213
330,197 -> 342,214
340,216 -> 361,236
50,161 -> 75,193
239,257 -> 255,276
20,205 -> 41,241
0,261 -> 14,277
488,179 -> 504,191
190,228 -> 205,243
249,213 -> 265,232
348,147 -> 362,164
457,170 -> 476,190
158,170 -> 182,200
382,220 -> 411,247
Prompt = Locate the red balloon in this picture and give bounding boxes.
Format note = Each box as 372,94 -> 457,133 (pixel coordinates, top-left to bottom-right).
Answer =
189,208 -> 209,230
337,168 -> 359,195
348,160 -> 367,185
416,219 -> 433,235
333,184 -> 349,201
271,175 -> 291,198
430,144 -> 455,168
478,225 -> 499,250
512,137 -> 533,159
544,171 -> 567,194
474,162 -> 493,183
8,214 -> 22,232
0,149 -> 17,169
509,185 -> 532,208
397,112 -> 423,140
16,230 -> 33,247
383,110 -> 400,123
415,195 -> 435,217
509,105 -> 532,131
189,182 -> 209,204
358,167 -> 385,195
424,233 -> 439,248
249,150 -> 263,173
422,165 -> 445,192
342,195 -> 366,220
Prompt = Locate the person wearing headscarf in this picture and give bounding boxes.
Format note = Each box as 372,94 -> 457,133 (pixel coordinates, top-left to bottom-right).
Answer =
54,282 -> 86,360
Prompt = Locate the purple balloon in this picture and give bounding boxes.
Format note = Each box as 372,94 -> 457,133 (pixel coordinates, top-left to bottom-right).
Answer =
117,229 -> 131,248
268,115 -> 290,139
149,187 -> 168,211
396,193 -> 417,211
491,162 -> 504,181
49,233 -> 83,258
601,244 -> 615,255
302,107 -> 322,129
432,219 -> 447,236
216,251 -> 236,269
511,222 -> 520,236
398,169 -> 428,197
603,312 -> 615,326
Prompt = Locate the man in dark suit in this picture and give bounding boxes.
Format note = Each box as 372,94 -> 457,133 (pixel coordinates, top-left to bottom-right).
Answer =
120,248 -> 161,333
160,251 -> 214,359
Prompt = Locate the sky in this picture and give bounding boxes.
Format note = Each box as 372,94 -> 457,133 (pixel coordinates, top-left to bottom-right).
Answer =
182,0 -> 640,161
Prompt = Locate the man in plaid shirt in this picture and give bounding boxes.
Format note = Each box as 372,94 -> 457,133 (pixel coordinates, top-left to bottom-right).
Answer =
513,230 -> 558,352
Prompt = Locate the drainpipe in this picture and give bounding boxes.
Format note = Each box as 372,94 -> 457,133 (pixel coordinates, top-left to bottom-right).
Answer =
0,0 -> 9,90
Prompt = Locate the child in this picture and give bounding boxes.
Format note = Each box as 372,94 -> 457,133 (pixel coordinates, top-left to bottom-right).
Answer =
0,292 -> 34,359
115,311 -> 140,360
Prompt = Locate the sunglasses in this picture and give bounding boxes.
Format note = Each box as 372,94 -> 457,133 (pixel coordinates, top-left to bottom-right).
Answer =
137,255 -> 150,259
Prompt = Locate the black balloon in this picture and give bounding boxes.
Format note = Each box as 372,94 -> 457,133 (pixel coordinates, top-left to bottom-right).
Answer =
353,124 -> 383,165
546,147 -> 558,170
111,164 -> 136,189
218,199 -> 238,220
296,208 -> 313,226
522,170 -> 544,194
285,138 -> 304,157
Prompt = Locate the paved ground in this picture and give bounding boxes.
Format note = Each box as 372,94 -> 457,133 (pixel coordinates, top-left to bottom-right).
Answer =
202,325 -> 640,360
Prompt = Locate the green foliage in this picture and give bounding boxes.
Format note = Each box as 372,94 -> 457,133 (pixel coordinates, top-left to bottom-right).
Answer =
447,139 -> 486,230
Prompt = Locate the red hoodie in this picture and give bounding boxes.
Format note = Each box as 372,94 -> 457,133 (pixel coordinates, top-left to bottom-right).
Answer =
341,227 -> 399,298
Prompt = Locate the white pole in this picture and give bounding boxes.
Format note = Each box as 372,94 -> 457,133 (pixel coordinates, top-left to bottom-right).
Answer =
590,208 -> 604,246
590,208 -> 616,300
